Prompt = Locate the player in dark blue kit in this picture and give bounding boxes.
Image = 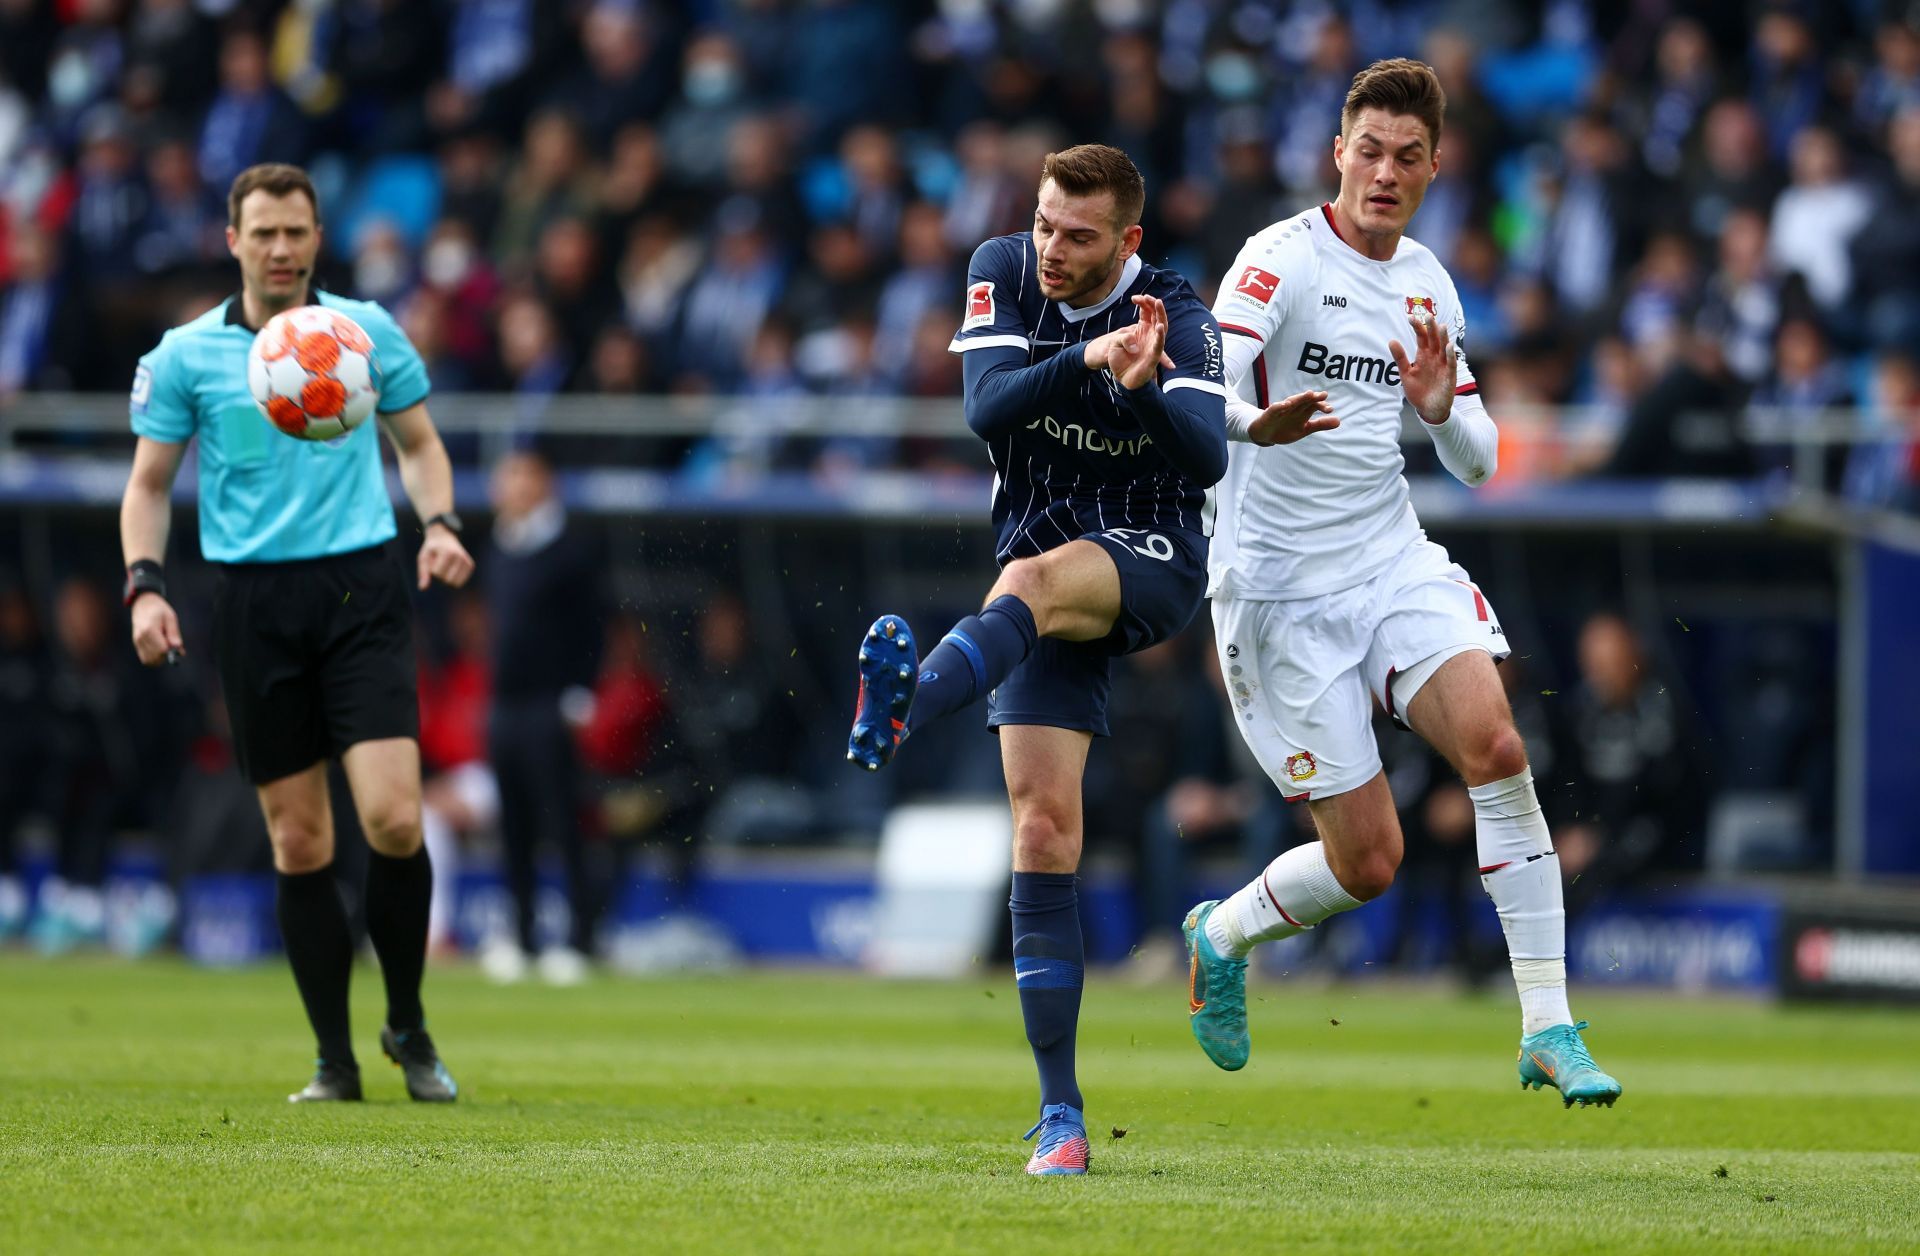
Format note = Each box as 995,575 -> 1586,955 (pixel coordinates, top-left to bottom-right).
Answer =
847,145 -> 1230,1175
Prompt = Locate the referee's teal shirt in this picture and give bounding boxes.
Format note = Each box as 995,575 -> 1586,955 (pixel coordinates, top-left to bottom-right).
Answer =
129,292 -> 430,563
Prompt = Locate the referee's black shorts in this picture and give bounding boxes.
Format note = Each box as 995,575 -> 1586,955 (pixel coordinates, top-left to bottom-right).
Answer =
211,542 -> 419,786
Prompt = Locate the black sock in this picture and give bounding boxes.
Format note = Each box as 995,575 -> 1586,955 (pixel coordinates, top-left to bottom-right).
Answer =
906,595 -> 1039,735
1010,871 -> 1084,1112
364,847 -> 432,1034
275,866 -> 356,1069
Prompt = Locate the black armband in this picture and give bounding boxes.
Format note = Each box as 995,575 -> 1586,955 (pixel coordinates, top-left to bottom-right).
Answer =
123,559 -> 167,608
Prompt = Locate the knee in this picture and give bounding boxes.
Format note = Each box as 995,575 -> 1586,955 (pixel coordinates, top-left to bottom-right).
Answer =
1011,807 -> 1079,873
361,801 -> 423,857
994,557 -> 1049,614
1329,842 -> 1401,902
270,821 -> 332,874
1464,725 -> 1530,786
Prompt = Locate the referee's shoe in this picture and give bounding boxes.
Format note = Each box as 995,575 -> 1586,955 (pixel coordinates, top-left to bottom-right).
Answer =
380,1026 -> 459,1102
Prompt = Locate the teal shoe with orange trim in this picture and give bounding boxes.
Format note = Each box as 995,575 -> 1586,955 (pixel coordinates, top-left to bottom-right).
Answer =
1519,1020 -> 1621,1108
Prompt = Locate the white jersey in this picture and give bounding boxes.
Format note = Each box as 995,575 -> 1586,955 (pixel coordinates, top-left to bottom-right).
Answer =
1207,204 -> 1480,601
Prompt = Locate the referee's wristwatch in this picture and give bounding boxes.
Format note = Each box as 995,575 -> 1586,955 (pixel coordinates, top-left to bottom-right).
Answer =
424,511 -> 463,536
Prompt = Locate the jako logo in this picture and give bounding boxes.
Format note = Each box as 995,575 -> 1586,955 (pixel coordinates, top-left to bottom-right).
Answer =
1297,341 -> 1402,386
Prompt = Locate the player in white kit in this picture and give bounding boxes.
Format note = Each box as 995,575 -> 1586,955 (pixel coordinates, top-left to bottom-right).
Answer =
1181,59 -> 1621,1108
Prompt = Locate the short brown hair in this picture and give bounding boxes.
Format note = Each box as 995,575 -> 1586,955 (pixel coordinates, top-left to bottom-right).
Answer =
1341,58 -> 1446,149
1038,144 -> 1146,231
227,163 -> 319,229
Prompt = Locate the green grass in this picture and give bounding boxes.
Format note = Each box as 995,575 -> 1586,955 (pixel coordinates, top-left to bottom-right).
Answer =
1,959 -> 1916,1254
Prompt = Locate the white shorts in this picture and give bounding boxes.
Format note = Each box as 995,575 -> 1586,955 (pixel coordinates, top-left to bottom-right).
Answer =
1211,539 -> 1510,801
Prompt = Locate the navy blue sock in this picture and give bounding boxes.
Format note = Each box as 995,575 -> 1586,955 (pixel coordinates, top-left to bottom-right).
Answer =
1010,871 -> 1084,1112
905,595 -> 1038,735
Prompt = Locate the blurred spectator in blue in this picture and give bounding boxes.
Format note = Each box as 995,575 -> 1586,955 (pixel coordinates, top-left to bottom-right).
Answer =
720,113 -> 807,257
617,213 -> 702,350
835,124 -> 910,265
133,134 -> 224,278
1272,14 -> 1356,201
786,0 -> 906,152
1855,19 -> 1920,136
598,123 -> 683,254
123,0 -> 216,120
1850,106 -> 1920,351
1450,226 -> 1511,354
1101,30 -> 1185,212
873,201 -> 958,387
546,1 -> 679,154
491,109 -> 598,280
533,215 -> 619,355
1694,207 -> 1780,387
1616,231 -> 1700,373
197,27 -> 306,192
1164,109 -> 1289,290
70,107 -> 146,284
426,0 -> 565,142
331,0 -> 445,153
1845,352 -> 1920,513
942,121 -> 1026,253
1752,315 -> 1853,427
1683,98 -> 1779,242
42,0 -> 124,145
661,31 -> 753,189
1749,5 -> 1827,162
436,128 -> 505,243
685,317 -> 806,482
1536,111 -> 1638,323
1630,18 -> 1719,181
1559,612 -> 1706,911
1768,125 -> 1872,324
0,225 -> 77,400
673,201 -> 784,391
496,292 -> 572,428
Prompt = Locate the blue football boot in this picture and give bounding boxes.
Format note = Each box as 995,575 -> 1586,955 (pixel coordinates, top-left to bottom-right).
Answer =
1518,1020 -> 1622,1108
847,614 -> 917,771
1022,1103 -> 1089,1176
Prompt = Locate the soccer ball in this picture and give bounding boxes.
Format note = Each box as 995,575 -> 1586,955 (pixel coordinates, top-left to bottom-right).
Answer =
247,307 -> 382,441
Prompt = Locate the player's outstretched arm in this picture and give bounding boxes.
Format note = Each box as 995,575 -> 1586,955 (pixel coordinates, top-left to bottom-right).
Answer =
121,436 -> 187,666
1389,313 -> 1497,487
379,403 -> 475,589
960,343 -> 1102,441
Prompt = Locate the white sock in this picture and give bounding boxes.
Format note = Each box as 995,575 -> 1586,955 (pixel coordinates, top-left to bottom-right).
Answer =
421,804 -> 459,949
1471,770 -> 1572,1035
1205,841 -> 1363,959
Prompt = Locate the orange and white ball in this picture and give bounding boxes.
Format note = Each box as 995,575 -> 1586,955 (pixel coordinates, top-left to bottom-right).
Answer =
247,307 -> 382,441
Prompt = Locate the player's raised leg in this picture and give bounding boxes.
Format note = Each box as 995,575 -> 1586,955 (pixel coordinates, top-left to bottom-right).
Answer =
258,764 -> 363,1102
1406,649 -> 1620,1108
847,538 -> 1118,770
1002,724 -> 1093,1176
341,736 -> 456,1103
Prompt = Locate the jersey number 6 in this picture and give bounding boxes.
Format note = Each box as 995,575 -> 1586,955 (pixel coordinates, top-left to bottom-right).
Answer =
1102,528 -> 1174,562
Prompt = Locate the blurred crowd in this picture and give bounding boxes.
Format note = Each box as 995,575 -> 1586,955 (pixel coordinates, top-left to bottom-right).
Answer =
0,0 -> 1917,503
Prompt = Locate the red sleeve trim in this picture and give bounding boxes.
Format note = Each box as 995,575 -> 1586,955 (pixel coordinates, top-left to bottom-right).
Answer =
1455,383 -> 1479,396
1219,322 -> 1264,341
1252,354 -> 1269,408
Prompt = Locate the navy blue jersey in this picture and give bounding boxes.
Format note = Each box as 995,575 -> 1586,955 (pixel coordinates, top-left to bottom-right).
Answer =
947,233 -> 1227,564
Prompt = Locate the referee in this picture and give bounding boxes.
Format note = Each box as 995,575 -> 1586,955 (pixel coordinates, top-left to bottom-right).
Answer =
119,164 -> 475,1103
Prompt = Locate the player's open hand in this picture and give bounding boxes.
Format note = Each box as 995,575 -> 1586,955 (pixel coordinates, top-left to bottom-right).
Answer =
418,528 -> 475,590
1389,311 -> 1457,426
1248,390 -> 1340,446
130,594 -> 184,667
1108,294 -> 1174,390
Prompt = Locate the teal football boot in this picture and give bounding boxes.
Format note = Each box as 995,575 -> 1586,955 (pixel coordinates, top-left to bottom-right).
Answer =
1182,900 -> 1250,1071
1519,1020 -> 1622,1108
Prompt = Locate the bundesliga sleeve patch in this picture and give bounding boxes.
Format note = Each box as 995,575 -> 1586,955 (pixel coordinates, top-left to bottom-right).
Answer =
962,280 -> 996,331
1233,266 -> 1281,304
130,364 -> 153,414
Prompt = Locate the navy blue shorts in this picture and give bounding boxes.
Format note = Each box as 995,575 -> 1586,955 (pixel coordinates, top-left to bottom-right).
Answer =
987,526 -> 1209,737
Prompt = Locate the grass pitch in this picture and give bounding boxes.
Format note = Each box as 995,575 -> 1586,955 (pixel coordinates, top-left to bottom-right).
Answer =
1,959 -> 1916,1254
